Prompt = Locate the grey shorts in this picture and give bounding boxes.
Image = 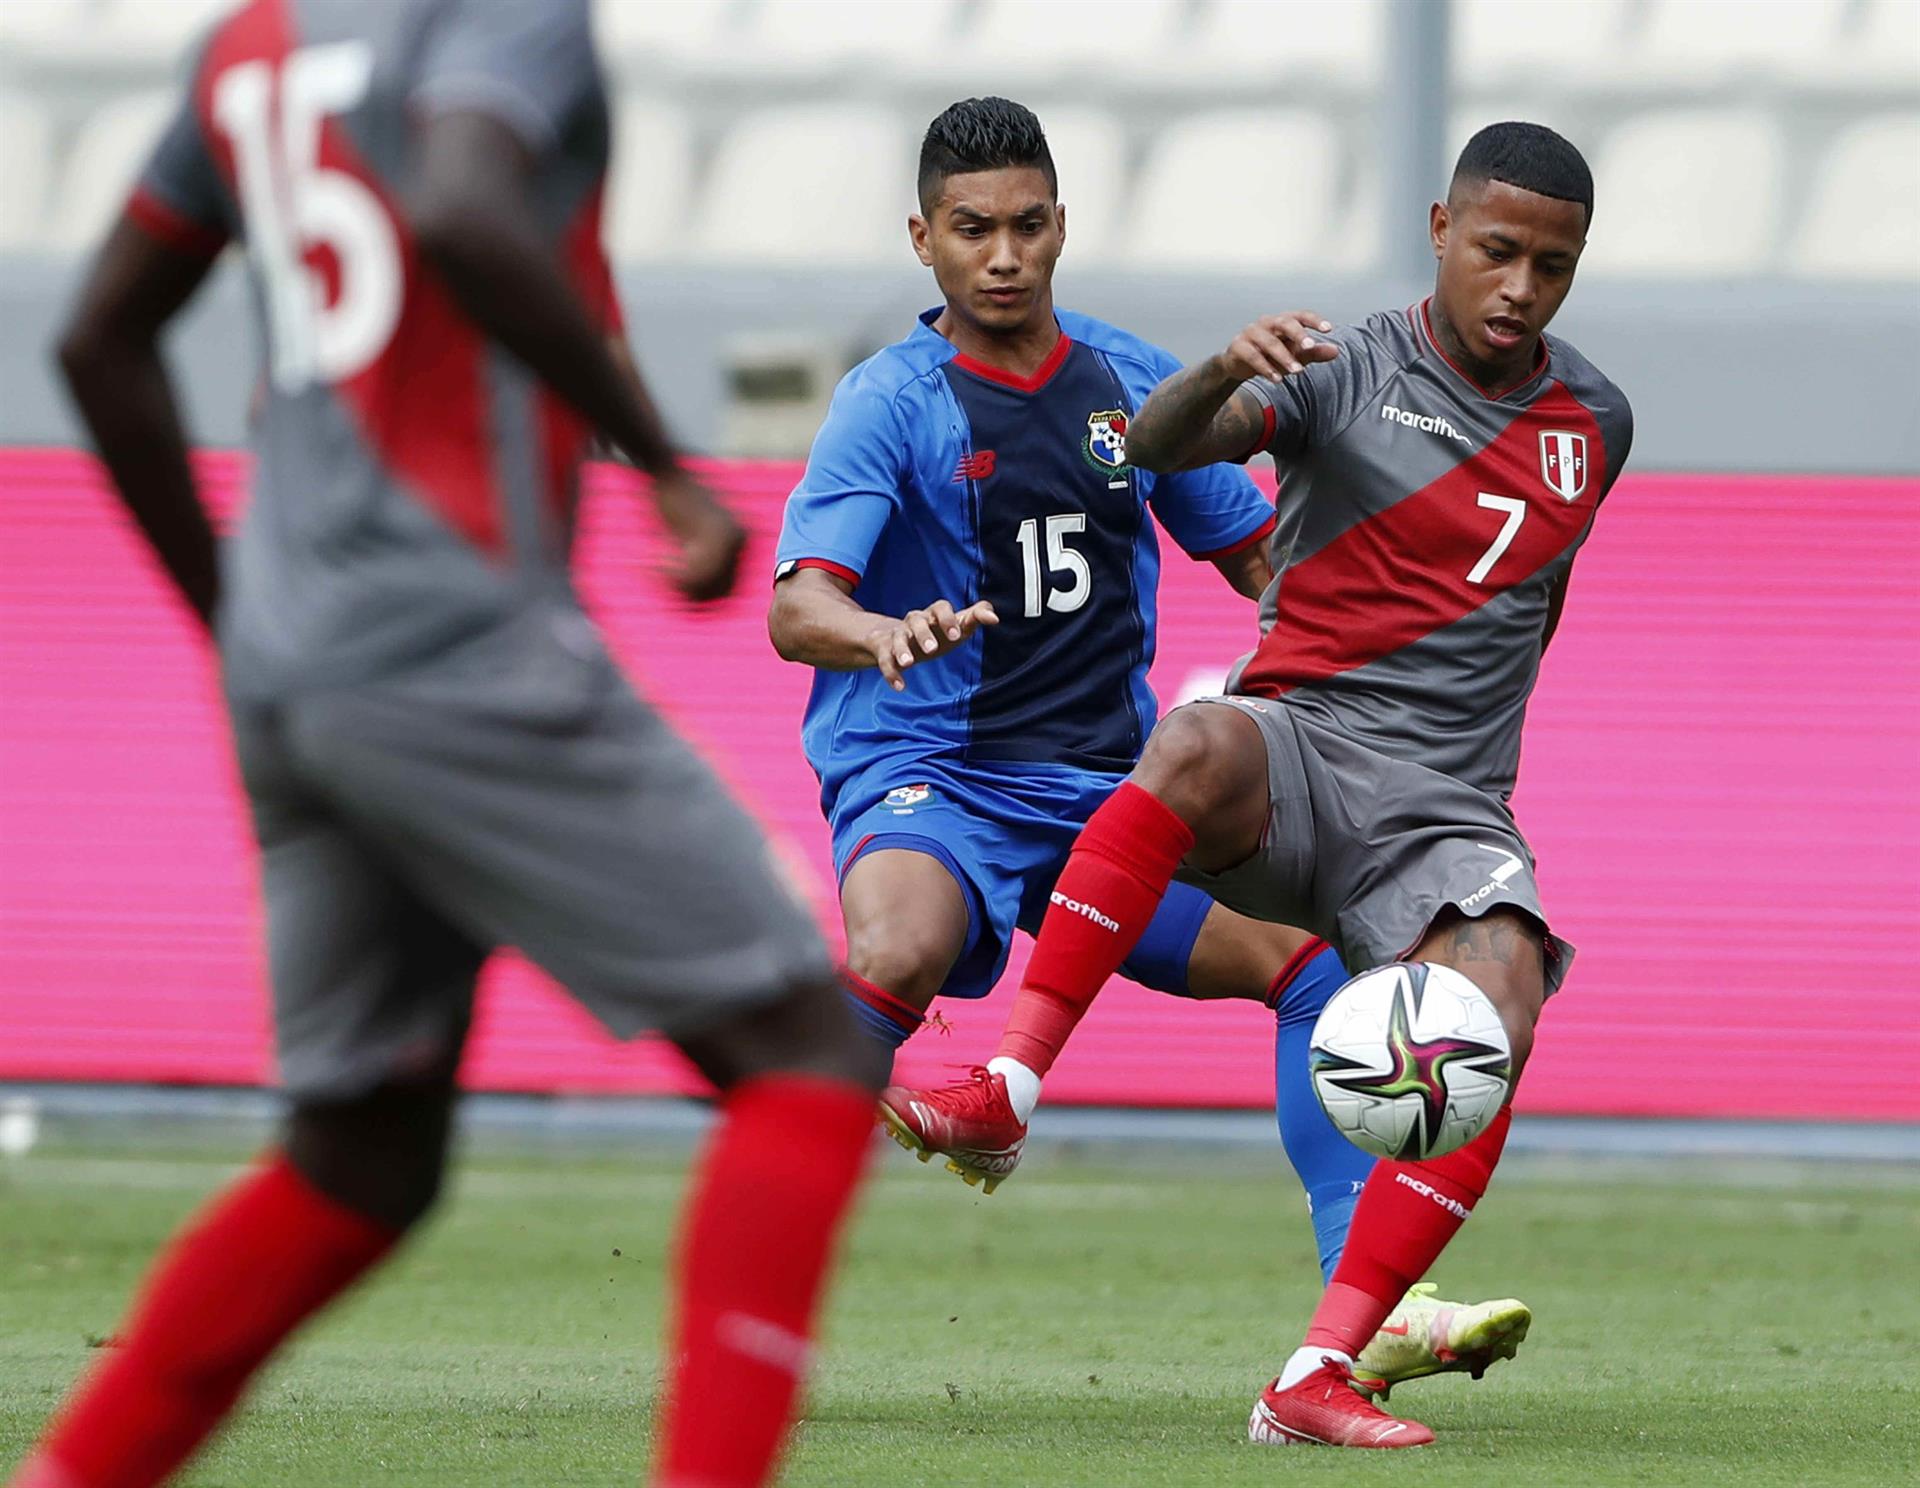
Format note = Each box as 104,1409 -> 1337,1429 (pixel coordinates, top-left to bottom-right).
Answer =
1174,697 -> 1574,995
230,607 -> 832,1101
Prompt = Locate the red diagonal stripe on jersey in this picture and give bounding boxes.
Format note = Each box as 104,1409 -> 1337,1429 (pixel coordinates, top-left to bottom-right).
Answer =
1239,380 -> 1604,696
320,120 -> 502,556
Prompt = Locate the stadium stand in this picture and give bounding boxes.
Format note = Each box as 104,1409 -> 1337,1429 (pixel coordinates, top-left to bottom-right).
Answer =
1126,109 -> 1348,270
0,90 -> 55,254
605,98 -> 698,263
43,89 -> 174,252
0,0 -> 1912,277
690,104 -> 911,263
1583,108 -> 1787,277
1790,112 -> 1920,277
1181,0 -> 1385,85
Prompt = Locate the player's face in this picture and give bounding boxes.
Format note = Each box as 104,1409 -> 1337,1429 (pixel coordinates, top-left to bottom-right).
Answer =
1430,179 -> 1587,386
909,167 -> 1065,336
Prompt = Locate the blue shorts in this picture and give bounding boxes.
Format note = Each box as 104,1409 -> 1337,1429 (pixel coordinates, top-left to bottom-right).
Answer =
828,756 -> 1214,1001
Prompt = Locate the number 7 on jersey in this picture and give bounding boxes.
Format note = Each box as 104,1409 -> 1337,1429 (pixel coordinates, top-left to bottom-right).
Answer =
1468,493 -> 1527,584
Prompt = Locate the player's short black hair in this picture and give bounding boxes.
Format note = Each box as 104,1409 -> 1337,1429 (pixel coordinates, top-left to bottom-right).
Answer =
1451,122 -> 1593,226
917,97 -> 1056,213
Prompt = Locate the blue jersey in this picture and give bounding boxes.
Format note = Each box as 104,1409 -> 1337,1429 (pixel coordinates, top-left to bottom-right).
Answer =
776,309 -> 1275,802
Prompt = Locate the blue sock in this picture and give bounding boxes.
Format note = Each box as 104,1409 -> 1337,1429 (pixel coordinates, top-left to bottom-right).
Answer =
1272,944 -> 1375,1281
840,969 -> 922,1059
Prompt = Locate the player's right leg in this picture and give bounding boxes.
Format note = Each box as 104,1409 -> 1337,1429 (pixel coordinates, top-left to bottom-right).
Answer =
886,701 -> 1275,1145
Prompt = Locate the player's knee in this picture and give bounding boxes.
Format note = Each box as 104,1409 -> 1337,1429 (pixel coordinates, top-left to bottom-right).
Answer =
1135,705 -> 1268,850
1420,908 -> 1545,1083
841,918 -> 958,1010
286,1078 -> 457,1231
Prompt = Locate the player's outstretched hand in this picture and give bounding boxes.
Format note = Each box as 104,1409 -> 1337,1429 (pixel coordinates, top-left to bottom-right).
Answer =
1219,311 -> 1340,382
650,470 -> 747,603
867,600 -> 998,691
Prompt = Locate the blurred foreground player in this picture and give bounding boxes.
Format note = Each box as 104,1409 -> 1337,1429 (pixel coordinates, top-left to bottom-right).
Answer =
887,122 -> 1632,1447
772,96 -> 1527,1396
14,4 -> 882,1486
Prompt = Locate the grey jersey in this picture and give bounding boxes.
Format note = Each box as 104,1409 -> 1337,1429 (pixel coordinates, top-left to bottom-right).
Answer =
1228,301 -> 1633,803
127,0 -> 619,699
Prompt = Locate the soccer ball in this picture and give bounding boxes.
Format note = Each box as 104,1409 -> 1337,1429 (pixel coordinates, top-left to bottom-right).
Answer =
1309,962 -> 1512,1161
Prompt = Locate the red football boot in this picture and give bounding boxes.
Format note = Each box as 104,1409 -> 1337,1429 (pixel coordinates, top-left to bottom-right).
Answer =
877,1067 -> 1027,1194
1247,1359 -> 1436,1448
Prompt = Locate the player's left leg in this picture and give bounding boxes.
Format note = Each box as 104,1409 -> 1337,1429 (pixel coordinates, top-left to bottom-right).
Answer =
1139,906 -> 1530,1397
1273,908 -> 1545,1405
12,707 -> 487,1488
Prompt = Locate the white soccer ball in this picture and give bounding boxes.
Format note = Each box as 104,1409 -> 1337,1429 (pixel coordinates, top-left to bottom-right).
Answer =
1308,962 -> 1512,1161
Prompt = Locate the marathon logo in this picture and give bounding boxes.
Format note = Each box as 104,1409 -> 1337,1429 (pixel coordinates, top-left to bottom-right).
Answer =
1395,1171 -> 1471,1219
1381,402 -> 1472,444
1050,890 -> 1120,932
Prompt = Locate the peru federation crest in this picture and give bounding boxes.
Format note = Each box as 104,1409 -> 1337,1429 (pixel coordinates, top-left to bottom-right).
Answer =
1539,430 -> 1588,502
1083,408 -> 1129,472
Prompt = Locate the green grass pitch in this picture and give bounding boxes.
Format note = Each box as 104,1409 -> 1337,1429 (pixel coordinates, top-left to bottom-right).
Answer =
2,1135 -> 1915,1486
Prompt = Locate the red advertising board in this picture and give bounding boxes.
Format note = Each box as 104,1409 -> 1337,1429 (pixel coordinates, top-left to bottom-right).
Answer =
2,450 -> 1915,1117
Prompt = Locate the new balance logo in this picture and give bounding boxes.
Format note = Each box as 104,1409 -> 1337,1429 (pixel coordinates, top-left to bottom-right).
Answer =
953,450 -> 997,482
1049,890 -> 1120,932
1380,403 -> 1471,444
1394,1171 -> 1472,1219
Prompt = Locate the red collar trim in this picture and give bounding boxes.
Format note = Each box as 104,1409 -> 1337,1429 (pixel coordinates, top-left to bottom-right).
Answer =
1414,298 -> 1548,401
950,332 -> 1074,393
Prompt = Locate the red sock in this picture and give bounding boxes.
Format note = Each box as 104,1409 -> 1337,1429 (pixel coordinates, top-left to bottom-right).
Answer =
23,1153 -> 396,1488
653,1075 -> 874,1488
1304,1106 -> 1513,1356
995,783 -> 1194,1076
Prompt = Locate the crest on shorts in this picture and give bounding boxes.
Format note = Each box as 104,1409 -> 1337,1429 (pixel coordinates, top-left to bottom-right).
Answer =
1082,409 -> 1129,472
1538,430 -> 1588,502
884,784 -> 932,809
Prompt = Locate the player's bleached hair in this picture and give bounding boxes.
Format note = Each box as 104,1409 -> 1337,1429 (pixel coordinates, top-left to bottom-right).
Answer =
1451,122 -> 1594,225
918,97 -> 1056,212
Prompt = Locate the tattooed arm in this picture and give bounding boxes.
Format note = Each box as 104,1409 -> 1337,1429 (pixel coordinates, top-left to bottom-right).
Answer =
1126,311 -> 1339,473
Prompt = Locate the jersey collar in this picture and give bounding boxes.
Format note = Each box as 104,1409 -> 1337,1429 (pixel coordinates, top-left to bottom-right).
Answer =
1411,298 -> 1551,403
919,308 -> 1074,394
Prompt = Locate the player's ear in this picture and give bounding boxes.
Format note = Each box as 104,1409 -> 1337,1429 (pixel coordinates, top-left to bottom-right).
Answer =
908,213 -> 934,268
1055,201 -> 1067,254
1429,200 -> 1450,261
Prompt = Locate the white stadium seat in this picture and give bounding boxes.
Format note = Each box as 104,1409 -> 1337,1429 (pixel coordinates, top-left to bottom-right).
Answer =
1838,0 -> 1920,87
692,106 -> 912,265
0,0 -> 94,49
1580,109 -> 1785,277
1635,0 -> 1850,84
745,0 -> 963,67
1789,115 -> 1920,280
95,0 -> 234,60
964,0 -> 1185,82
0,90 -> 56,252
604,98 -> 696,263
1450,0 -> 1635,84
46,91 -> 175,253
1037,108 -> 1128,265
594,0 -> 733,71
1126,110 -> 1344,270
1182,0 -> 1384,85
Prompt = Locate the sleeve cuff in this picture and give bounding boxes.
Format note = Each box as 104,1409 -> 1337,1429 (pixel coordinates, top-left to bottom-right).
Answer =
773,557 -> 862,588
1232,381 -> 1280,464
125,188 -> 226,259
1192,513 -> 1276,562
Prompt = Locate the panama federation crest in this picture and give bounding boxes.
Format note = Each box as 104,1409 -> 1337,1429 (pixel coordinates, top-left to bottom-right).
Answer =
1539,430 -> 1588,502
1082,408 -> 1129,473
883,784 -> 933,812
